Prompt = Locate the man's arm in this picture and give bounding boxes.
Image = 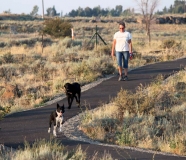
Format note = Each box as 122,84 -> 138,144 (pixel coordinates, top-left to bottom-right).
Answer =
128,39 -> 132,53
111,39 -> 116,57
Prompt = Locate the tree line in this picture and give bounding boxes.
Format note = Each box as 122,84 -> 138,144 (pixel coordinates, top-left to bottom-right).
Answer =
28,0 -> 186,17
3,0 -> 186,17
29,5 -> 134,17
30,5 -> 60,17
156,0 -> 186,14
67,5 -> 134,17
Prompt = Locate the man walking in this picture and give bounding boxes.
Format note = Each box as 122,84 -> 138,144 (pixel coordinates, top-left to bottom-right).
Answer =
111,21 -> 133,81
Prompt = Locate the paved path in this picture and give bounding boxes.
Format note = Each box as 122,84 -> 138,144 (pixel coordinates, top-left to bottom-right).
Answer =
1,58 -> 186,160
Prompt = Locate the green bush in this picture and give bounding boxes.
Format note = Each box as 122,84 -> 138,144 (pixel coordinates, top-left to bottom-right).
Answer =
0,106 -> 11,118
116,125 -> 132,145
42,18 -> 73,38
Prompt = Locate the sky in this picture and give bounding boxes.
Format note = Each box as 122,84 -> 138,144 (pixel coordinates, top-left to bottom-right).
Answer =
0,0 -> 175,15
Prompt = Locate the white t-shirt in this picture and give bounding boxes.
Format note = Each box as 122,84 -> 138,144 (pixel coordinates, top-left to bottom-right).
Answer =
113,31 -> 132,52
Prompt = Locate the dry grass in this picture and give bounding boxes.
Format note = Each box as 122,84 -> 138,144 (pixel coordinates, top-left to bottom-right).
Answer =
0,20 -> 185,101
0,139 -> 114,160
1,17 -> 186,114
0,36 -> 116,113
1,16 -> 186,157
80,69 -> 186,155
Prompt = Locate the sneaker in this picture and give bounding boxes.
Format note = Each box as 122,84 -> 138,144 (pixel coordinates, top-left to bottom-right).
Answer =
123,76 -> 128,81
118,75 -> 123,81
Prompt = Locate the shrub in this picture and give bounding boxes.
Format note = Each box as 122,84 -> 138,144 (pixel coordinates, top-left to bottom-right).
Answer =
161,39 -> 176,49
96,45 -> 111,56
116,125 -> 132,145
0,105 -> 11,118
161,39 -> 181,49
2,52 -> 14,63
82,40 -> 95,50
42,18 -> 73,38
59,37 -> 82,48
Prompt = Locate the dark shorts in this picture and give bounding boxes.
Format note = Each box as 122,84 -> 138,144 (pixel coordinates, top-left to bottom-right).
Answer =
116,51 -> 129,68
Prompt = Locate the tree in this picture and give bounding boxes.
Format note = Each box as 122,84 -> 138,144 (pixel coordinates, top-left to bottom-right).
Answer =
115,5 -> 123,16
46,6 -> 59,17
174,5 -> 184,13
69,9 -> 78,17
166,0 -> 186,14
42,18 -> 73,38
168,5 -> 173,13
162,6 -> 168,14
172,0 -> 185,13
101,8 -> 109,16
122,8 -> 133,16
92,6 -> 101,16
77,7 -> 85,16
84,7 -> 92,17
134,0 -> 159,44
109,9 -> 116,16
30,5 -> 39,16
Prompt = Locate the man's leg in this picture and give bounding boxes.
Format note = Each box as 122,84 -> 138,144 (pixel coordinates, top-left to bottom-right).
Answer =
124,68 -> 128,76
123,52 -> 129,80
116,52 -> 123,81
118,66 -> 122,76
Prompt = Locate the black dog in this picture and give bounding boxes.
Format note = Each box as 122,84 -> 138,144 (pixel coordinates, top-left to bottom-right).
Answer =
48,103 -> 65,136
64,82 -> 81,109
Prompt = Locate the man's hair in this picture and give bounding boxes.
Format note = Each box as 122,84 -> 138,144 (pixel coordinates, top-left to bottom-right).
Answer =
119,21 -> 125,27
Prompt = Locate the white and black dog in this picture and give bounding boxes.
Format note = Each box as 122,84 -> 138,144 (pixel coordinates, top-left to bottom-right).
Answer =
48,103 -> 65,136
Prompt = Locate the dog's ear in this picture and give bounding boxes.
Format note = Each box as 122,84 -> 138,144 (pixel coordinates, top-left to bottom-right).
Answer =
64,83 -> 70,88
63,87 -> 67,93
64,84 -> 67,88
62,104 -> 65,113
57,103 -> 60,109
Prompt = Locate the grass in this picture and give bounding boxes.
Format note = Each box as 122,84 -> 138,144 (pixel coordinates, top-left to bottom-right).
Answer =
0,38 -> 116,114
80,69 -> 186,155
0,16 -> 186,157
0,139 -> 114,160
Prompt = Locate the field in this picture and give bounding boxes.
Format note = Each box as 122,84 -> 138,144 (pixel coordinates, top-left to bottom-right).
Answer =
0,15 -> 186,157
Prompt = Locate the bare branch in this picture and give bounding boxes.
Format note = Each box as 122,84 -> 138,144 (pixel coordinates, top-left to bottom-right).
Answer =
134,0 -> 159,44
